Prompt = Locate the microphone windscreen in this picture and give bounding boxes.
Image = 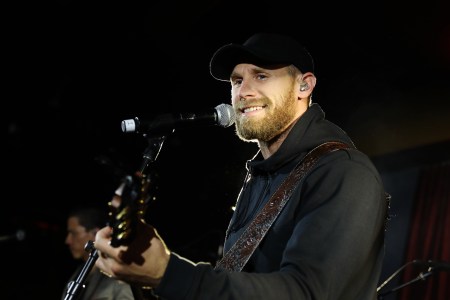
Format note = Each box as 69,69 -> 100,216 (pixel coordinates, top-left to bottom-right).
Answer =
215,103 -> 235,127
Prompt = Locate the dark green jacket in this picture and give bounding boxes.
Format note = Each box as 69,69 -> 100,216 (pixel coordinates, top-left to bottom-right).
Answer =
155,104 -> 388,300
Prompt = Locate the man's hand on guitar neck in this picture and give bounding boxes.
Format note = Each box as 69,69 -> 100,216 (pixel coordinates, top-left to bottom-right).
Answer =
94,221 -> 171,289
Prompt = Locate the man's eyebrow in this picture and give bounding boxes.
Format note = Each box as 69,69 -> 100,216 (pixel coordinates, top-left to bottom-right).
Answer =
230,67 -> 266,79
230,70 -> 241,79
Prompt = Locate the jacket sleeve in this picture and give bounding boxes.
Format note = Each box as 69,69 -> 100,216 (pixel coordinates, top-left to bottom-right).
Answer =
154,150 -> 387,300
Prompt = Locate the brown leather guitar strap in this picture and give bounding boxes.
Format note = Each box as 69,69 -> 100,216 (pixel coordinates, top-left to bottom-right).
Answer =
214,141 -> 351,272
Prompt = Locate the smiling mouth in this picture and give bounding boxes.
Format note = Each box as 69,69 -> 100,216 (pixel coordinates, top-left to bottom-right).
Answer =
241,105 -> 266,114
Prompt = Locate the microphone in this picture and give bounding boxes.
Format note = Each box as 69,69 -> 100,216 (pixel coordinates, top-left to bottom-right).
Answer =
413,259 -> 450,271
0,229 -> 26,242
121,103 -> 236,135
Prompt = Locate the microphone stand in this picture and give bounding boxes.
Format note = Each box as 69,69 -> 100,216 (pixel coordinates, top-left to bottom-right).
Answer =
64,241 -> 97,300
377,260 -> 441,299
377,270 -> 435,299
63,133 -> 169,300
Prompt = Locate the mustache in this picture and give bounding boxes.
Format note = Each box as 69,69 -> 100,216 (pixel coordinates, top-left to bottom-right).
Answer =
236,98 -> 270,111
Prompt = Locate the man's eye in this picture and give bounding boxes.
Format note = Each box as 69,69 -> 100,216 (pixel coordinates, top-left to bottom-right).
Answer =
233,79 -> 242,85
256,74 -> 267,80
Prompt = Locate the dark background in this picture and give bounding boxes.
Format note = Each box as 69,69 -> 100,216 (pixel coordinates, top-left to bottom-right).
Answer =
3,0 -> 450,299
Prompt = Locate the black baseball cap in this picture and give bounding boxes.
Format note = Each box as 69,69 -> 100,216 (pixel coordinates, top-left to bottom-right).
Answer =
210,32 -> 314,81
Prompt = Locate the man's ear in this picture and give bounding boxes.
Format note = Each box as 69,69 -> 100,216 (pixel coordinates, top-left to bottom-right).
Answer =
297,73 -> 316,100
301,73 -> 316,90
300,82 -> 309,91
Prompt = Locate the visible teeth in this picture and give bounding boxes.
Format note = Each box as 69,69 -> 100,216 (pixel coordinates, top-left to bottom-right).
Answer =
243,106 -> 263,113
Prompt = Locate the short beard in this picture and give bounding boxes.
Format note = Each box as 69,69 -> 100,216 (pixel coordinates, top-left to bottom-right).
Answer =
235,88 -> 298,143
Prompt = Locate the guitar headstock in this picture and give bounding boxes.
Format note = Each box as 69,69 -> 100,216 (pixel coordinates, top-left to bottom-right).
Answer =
108,171 -> 153,247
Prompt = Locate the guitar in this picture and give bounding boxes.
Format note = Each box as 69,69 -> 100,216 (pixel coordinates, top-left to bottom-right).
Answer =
64,136 -> 166,300
107,170 -> 157,262
108,171 -> 152,247
107,170 -> 160,300
105,136 -> 167,299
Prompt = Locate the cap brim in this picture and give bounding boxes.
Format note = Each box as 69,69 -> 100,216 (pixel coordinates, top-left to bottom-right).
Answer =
210,44 -> 278,81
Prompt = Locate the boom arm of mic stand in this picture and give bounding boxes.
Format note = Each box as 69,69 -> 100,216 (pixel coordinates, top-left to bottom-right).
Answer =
377,270 -> 435,299
64,241 -> 98,300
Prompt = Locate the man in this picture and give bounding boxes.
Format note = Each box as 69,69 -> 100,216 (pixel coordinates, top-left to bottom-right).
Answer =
94,32 -> 389,299
62,206 -> 135,300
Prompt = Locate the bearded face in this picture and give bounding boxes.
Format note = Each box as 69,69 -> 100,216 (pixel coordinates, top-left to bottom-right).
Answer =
235,87 -> 297,142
